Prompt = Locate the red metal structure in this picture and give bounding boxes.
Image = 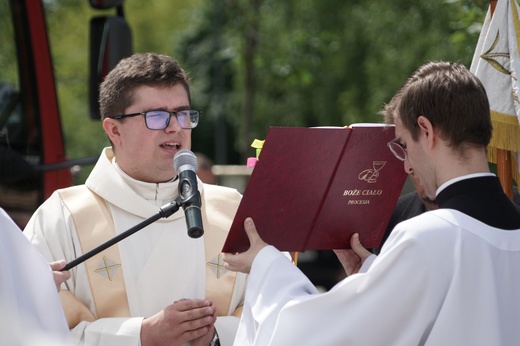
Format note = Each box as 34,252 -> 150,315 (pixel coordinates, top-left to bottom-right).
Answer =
1,0 -> 131,227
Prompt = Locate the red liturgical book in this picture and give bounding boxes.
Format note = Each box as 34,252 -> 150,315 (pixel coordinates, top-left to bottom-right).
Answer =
222,124 -> 408,253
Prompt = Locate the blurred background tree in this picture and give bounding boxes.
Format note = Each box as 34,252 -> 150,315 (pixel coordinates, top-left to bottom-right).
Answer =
44,0 -> 488,181
178,0 -> 488,162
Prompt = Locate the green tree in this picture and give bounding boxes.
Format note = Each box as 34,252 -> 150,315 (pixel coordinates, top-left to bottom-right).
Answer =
46,0 -> 488,173
176,0 -> 487,162
45,0 -> 202,182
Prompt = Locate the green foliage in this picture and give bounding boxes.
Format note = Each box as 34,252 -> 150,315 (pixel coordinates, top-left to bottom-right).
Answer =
0,0 -> 18,87
45,0 -> 488,173
44,0 -> 202,182
175,0 -> 488,162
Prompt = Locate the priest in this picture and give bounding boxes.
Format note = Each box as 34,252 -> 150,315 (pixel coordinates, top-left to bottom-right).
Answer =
223,61 -> 520,345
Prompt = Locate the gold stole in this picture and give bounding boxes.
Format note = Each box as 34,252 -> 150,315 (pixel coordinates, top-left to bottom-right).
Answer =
201,185 -> 242,317
59,186 -> 130,327
59,184 -> 241,328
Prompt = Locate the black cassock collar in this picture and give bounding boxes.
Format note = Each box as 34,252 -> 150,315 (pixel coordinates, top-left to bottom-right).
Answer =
436,176 -> 520,230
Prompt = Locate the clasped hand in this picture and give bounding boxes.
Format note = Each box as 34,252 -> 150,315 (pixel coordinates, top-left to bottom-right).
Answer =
141,299 -> 217,346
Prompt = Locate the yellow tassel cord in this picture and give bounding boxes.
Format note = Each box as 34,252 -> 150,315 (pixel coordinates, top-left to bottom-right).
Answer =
487,111 -> 520,184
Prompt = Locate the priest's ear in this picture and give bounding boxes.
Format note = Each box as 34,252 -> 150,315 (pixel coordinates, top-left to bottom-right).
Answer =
103,118 -> 122,147
416,115 -> 436,149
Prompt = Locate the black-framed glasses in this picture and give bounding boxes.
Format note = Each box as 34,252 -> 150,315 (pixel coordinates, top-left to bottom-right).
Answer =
109,110 -> 200,130
387,136 -> 407,161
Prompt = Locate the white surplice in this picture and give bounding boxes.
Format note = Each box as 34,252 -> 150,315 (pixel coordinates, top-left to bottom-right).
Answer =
235,209 -> 520,345
0,208 -> 71,345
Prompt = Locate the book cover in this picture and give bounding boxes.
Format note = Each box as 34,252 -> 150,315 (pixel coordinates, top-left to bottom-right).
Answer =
221,125 -> 407,253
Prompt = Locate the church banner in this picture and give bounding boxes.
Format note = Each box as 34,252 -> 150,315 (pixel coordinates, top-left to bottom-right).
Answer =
470,0 -> 520,183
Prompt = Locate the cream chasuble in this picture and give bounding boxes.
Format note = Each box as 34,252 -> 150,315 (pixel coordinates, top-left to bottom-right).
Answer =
24,147 -> 247,346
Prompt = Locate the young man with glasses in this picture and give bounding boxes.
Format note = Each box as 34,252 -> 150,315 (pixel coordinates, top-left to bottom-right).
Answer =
24,53 -> 245,346
223,61 -> 520,345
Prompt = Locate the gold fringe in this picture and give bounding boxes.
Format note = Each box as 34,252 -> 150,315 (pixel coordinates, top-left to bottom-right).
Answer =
486,111 -> 520,184
488,111 -> 520,152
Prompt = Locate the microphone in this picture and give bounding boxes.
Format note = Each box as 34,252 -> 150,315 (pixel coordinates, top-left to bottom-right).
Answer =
173,150 -> 204,238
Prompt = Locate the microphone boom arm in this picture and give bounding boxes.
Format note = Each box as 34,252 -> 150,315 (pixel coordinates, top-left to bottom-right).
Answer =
61,200 -> 182,271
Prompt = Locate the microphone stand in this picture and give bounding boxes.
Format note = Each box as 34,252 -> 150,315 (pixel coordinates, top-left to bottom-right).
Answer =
61,199 -> 181,271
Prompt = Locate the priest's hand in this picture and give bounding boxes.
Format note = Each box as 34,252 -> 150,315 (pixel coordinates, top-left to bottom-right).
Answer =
222,217 -> 268,274
191,328 -> 217,346
141,299 -> 216,346
333,233 -> 372,276
50,259 -> 70,291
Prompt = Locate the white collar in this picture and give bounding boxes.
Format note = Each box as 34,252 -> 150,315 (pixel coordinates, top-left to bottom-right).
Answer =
436,172 -> 496,196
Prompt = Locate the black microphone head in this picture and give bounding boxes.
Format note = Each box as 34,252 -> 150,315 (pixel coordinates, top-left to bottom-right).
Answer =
173,149 -> 198,173
173,150 -> 204,239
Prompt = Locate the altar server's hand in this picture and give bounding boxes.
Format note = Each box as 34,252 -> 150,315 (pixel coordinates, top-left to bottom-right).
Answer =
222,217 -> 268,274
50,259 -> 70,291
334,233 -> 372,276
141,299 -> 216,346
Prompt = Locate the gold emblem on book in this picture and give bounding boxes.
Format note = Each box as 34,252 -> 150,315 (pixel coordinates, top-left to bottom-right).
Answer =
358,161 -> 386,183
